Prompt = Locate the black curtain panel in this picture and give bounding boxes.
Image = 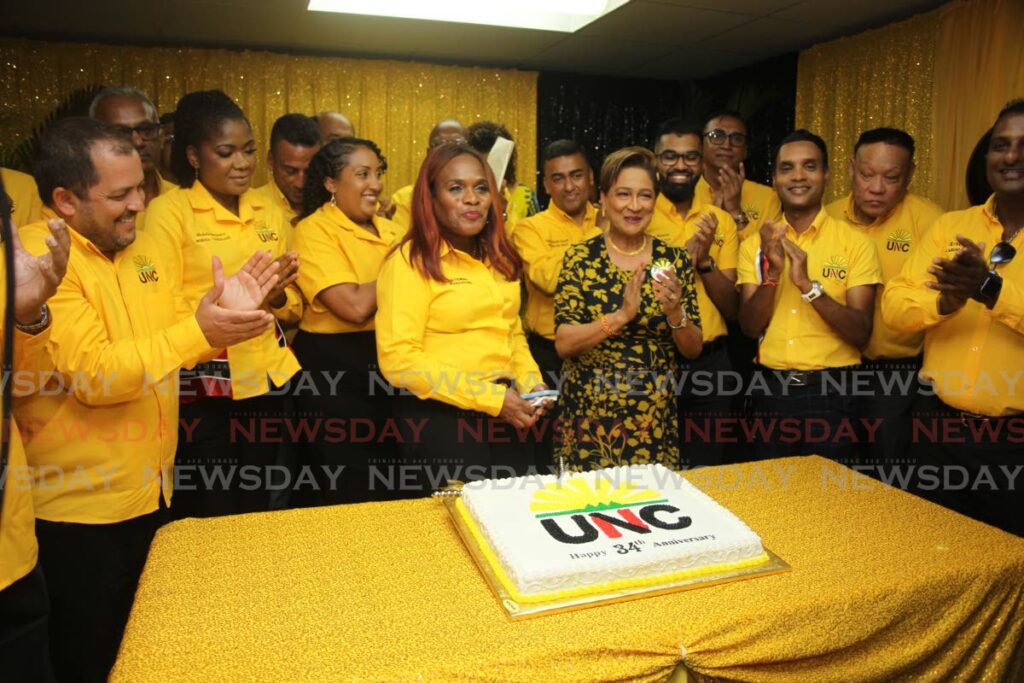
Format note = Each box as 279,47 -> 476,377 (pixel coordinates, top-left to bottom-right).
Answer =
535,53 -> 798,205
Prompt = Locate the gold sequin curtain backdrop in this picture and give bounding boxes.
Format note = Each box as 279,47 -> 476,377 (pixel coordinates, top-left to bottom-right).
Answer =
933,0 -> 1024,210
0,38 -> 538,192
795,11 -> 940,206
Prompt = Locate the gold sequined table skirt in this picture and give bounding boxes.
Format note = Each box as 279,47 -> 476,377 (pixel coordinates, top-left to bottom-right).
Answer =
112,456 -> 1024,682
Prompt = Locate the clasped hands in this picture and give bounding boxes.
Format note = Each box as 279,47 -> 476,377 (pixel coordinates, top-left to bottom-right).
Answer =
760,220 -> 813,293
926,234 -> 991,313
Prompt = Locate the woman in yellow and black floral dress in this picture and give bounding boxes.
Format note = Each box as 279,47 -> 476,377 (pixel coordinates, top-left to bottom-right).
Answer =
554,147 -> 702,469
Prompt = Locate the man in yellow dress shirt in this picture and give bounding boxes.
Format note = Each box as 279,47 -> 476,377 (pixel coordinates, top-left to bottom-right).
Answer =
882,100 -> 1024,537
15,118 -> 279,680
510,140 -> 599,469
698,110 -> 782,241
738,130 -> 881,461
389,119 -> 468,230
89,86 -> 177,223
646,119 -> 739,467
1,167 -> 44,228
0,175 -> 69,683
826,128 -> 944,466
251,113 -> 321,225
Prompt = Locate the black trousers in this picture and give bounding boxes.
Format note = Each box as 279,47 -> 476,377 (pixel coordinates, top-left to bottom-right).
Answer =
527,332 -> 563,473
35,508 -> 165,683
855,355 -> 923,464
392,394 -> 537,497
172,391 -> 291,519
0,563 -> 54,683
677,340 -> 736,469
748,366 -> 859,463
905,392 -> 1024,537
291,330 -> 399,505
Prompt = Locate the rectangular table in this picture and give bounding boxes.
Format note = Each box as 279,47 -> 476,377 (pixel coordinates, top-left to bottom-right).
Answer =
112,457 -> 1024,682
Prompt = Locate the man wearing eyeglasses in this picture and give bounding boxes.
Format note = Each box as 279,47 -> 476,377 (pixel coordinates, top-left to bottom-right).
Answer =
698,111 -> 781,241
882,99 -> 1024,537
89,86 -> 177,226
647,119 -> 739,468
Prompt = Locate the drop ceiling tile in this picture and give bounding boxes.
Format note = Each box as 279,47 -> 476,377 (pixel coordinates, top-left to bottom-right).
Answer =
579,1 -> 753,43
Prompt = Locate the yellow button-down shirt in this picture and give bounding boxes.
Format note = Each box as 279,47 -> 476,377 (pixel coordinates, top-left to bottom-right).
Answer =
293,203 -> 400,334
827,192 -> 943,360
144,183 -> 301,399
738,209 -> 882,370
882,196 -> 1024,416
250,180 -> 298,226
390,184 -> 414,231
647,194 -> 739,342
0,270 -> 52,590
14,222 -> 213,524
511,202 -> 600,340
2,167 -> 43,228
696,176 -> 781,242
376,243 -> 542,416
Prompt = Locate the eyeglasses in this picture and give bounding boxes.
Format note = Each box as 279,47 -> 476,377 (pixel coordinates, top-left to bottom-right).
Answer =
114,122 -> 161,141
657,150 -> 701,166
705,129 -> 748,147
990,241 -> 1016,267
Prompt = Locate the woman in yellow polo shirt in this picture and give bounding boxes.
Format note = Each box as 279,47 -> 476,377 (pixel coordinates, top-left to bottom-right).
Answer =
291,137 -> 402,504
376,144 -> 547,494
146,90 -> 302,517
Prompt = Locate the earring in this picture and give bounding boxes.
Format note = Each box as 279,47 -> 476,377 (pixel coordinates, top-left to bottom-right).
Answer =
330,195 -> 337,208
193,165 -> 199,182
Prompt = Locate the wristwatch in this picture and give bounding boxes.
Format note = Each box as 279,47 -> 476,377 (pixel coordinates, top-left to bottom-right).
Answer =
801,281 -> 824,302
976,269 -> 1003,309
732,211 -> 749,226
667,307 -> 689,329
696,256 -> 716,274
15,304 -> 50,334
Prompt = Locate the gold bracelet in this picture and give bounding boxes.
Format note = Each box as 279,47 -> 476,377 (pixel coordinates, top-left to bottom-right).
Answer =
667,307 -> 688,329
600,314 -> 617,337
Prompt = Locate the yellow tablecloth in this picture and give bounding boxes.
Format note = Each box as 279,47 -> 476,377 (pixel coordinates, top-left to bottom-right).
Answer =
112,457 -> 1024,682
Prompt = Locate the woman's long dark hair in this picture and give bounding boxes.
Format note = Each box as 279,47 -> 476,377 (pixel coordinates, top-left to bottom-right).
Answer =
170,89 -> 250,188
299,137 -> 386,220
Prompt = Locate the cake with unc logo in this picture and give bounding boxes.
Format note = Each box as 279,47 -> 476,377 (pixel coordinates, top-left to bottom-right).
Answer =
456,464 -> 768,603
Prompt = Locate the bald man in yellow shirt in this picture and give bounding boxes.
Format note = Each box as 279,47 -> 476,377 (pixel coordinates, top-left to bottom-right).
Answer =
882,100 -> 1024,537
738,130 -> 881,462
826,127 -> 944,466
389,119 -> 468,230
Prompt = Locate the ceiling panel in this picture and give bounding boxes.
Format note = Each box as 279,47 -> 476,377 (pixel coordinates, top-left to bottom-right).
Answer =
579,1 -> 754,43
637,46 -> 754,80
771,0 -> 942,27
701,16 -> 847,57
521,35 -> 678,77
645,0 -> 803,15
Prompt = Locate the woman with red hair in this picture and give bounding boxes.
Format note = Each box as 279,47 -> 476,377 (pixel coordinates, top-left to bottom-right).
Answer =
376,144 -> 547,493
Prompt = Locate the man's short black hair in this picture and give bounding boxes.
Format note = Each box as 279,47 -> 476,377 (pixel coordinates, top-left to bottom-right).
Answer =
705,109 -> 747,130
654,118 -> 703,148
270,113 -> 321,149
542,139 -> 588,167
34,117 -> 135,205
994,98 -> 1024,128
854,127 -> 915,158
773,129 -> 829,171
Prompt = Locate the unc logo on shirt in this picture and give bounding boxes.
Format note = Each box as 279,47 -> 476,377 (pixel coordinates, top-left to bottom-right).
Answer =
886,229 -> 911,253
133,255 -> 159,284
713,231 -> 725,247
743,205 -> 760,221
821,255 -> 849,281
255,225 -> 279,243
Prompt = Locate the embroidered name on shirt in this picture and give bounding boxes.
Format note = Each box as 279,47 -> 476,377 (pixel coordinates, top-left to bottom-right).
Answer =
547,239 -> 569,247
821,255 -> 849,281
133,255 -> 159,283
886,229 -> 911,252
450,277 -> 472,285
195,231 -> 232,243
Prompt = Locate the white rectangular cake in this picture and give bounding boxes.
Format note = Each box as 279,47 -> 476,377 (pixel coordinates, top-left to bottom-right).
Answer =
457,464 -> 767,603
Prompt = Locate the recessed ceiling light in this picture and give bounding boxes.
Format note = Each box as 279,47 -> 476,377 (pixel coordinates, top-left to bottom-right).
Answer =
307,0 -> 630,33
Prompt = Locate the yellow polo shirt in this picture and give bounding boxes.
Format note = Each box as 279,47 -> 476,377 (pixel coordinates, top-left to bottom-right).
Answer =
14,222 -> 213,524
512,202 -> 600,340
826,192 -> 944,360
376,243 -> 542,416
2,167 -> 43,228
144,183 -> 301,399
158,173 -> 178,196
882,195 -> 1024,416
390,184 -> 414,230
251,180 -> 298,225
696,176 -> 781,242
647,194 -> 739,342
0,270 -> 52,591
737,209 -> 882,370
505,183 -> 539,230
293,202 -> 401,334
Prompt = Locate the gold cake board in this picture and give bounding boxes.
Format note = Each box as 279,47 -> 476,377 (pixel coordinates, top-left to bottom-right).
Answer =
440,492 -> 791,620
